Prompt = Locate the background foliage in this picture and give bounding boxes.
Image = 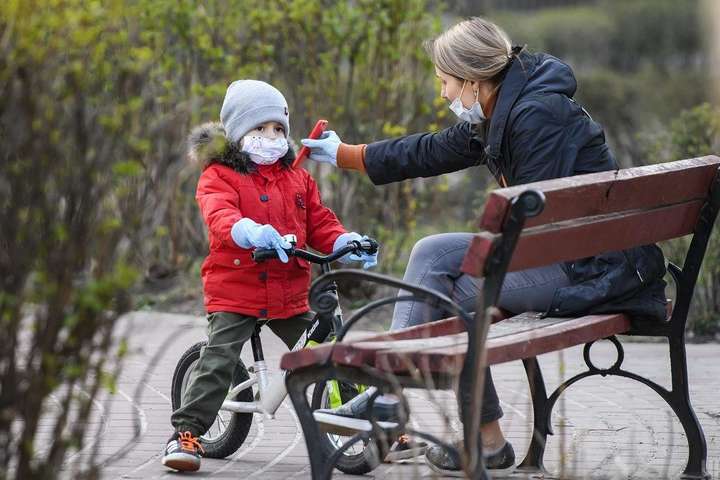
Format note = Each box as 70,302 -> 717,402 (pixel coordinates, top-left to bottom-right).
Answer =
0,0 -> 718,477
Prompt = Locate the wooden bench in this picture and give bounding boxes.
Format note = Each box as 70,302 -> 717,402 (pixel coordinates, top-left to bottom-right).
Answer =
282,156 -> 719,480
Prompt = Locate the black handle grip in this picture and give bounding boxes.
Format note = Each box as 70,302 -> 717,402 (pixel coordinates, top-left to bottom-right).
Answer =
355,238 -> 379,255
252,237 -> 380,264
252,248 -> 280,262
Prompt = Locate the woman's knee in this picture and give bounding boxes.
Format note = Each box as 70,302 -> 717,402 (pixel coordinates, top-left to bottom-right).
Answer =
408,234 -> 445,262
408,232 -> 471,265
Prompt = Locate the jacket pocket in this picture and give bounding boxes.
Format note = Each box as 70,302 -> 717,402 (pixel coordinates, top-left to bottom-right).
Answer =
288,256 -> 312,302
208,250 -> 255,271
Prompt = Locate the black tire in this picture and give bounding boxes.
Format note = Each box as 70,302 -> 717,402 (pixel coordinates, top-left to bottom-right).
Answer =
171,341 -> 254,459
310,381 -> 381,475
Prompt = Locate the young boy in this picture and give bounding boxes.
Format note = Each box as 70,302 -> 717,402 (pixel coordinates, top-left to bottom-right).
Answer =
162,80 -> 377,472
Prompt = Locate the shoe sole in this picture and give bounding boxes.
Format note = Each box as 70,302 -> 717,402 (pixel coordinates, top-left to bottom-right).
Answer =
425,457 -> 516,477
384,445 -> 427,462
314,411 -> 399,437
162,453 -> 200,472
425,456 -> 465,477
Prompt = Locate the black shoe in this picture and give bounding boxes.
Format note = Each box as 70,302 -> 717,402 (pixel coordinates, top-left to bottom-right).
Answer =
425,440 -> 515,477
485,441 -> 515,472
162,431 -> 204,472
315,388 -> 400,422
384,434 -> 428,462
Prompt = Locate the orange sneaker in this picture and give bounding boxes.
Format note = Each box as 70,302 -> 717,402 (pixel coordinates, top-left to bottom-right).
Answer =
162,431 -> 204,471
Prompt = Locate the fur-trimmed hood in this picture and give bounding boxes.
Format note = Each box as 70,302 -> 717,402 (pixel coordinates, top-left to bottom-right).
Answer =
187,122 -> 295,174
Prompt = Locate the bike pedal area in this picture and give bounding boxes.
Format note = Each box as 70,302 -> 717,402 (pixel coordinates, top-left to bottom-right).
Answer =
313,411 -> 399,437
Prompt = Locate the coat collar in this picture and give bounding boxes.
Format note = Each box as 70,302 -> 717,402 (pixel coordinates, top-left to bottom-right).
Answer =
483,51 -> 535,161
254,161 -> 284,181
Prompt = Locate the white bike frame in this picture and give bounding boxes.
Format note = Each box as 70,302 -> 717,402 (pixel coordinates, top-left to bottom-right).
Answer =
219,322 -> 312,418
216,306 -> 398,434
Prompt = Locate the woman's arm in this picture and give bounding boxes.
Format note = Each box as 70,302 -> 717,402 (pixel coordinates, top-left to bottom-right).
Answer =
361,122 -> 485,185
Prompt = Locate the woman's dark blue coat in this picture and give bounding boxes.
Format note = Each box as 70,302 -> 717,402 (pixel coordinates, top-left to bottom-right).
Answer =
364,51 -> 668,321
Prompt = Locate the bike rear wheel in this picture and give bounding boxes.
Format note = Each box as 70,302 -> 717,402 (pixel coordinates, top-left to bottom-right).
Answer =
171,341 -> 254,458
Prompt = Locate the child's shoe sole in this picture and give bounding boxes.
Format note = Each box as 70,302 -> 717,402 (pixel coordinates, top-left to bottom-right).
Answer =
162,452 -> 201,472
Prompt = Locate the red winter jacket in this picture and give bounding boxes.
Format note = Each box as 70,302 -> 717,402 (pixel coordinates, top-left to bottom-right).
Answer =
189,123 -> 347,319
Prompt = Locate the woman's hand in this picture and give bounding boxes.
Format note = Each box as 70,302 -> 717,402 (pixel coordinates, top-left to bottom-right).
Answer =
300,130 -> 341,166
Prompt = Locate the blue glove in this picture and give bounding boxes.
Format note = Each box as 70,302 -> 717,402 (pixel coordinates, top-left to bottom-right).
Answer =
231,218 -> 292,263
333,232 -> 378,269
300,130 -> 341,166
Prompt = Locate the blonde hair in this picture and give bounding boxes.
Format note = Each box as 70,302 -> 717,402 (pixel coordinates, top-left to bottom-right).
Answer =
425,17 -> 514,83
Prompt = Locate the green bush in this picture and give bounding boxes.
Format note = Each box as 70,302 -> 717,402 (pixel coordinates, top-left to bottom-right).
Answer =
488,0 -> 708,165
644,103 -> 720,336
0,2 -> 443,475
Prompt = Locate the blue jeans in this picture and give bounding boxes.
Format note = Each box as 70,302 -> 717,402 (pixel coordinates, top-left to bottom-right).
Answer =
392,233 -> 571,424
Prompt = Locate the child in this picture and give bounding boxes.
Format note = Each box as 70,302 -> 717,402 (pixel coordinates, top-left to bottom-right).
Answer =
162,80 -> 377,472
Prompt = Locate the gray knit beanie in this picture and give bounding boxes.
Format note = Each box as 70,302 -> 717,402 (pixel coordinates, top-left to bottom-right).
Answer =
220,80 -> 290,144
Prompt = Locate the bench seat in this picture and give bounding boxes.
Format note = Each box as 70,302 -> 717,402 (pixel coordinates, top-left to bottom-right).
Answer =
281,312 -> 632,374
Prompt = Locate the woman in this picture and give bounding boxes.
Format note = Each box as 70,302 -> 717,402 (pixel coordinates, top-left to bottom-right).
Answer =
303,17 -> 667,476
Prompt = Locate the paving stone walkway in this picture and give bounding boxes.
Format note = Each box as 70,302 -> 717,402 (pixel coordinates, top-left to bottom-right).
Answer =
57,312 -> 719,479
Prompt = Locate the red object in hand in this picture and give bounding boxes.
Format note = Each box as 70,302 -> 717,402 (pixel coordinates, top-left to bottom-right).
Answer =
293,119 -> 328,168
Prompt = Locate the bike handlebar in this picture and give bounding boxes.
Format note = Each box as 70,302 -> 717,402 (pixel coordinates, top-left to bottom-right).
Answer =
252,238 -> 379,265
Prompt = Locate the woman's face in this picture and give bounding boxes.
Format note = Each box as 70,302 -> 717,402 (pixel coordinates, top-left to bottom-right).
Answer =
248,121 -> 286,140
435,66 -> 477,109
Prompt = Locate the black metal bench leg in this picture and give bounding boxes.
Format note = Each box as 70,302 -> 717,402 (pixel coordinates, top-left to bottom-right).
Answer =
286,365 -> 333,480
516,356 -> 552,474
667,338 -> 710,480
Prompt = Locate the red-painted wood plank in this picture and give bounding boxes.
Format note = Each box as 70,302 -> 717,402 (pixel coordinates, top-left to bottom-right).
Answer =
279,342 -> 334,370
485,314 -> 631,364
462,200 -> 703,277
479,156 -> 720,233
370,314 -> 631,373
320,313 -> 629,374
279,314 -> 505,370
347,316 -> 466,343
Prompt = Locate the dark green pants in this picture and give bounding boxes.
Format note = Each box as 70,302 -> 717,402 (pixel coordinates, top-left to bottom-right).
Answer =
171,311 -> 314,436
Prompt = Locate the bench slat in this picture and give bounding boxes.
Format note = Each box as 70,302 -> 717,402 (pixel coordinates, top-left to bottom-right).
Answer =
479,155 -> 720,233
333,313 -> 631,374
279,342 -> 334,371
463,200 -> 703,276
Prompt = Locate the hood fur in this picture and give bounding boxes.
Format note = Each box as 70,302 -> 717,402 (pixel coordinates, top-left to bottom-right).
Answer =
187,122 -> 295,173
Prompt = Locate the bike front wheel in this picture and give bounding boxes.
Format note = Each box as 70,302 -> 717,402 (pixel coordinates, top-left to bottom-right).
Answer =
310,380 -> 381,475
171,341 -> 254,458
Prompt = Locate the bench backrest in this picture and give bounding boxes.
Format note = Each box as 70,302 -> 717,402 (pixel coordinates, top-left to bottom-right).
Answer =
462,156 -> 720,276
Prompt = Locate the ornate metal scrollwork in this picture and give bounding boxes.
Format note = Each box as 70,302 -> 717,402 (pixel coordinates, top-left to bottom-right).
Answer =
582,335 -> 625,375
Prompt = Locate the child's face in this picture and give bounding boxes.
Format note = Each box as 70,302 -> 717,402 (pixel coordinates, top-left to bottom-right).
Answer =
247,121 -> 286,140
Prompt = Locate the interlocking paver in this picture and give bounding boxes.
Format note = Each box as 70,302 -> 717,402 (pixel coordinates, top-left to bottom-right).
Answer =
53,311 -> 720,479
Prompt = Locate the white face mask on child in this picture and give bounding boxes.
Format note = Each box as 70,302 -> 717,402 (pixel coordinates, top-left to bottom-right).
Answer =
241,136 -> 289,165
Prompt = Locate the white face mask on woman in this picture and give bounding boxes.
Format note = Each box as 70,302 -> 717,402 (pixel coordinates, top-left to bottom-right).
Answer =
449,80 -> 485,124
241,136 -> 289,165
